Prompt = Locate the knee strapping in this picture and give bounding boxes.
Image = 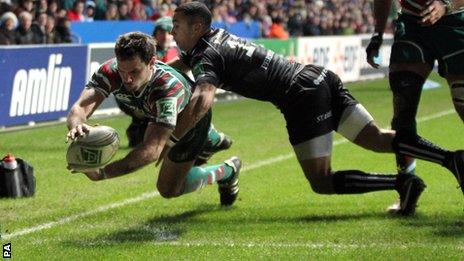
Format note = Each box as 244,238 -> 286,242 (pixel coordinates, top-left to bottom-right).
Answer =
451,81 -> 464,106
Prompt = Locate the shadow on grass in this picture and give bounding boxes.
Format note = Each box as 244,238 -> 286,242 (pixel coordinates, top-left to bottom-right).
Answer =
298,212 -> 386,222
398,214 -> 464,238
63,204 -> 219,247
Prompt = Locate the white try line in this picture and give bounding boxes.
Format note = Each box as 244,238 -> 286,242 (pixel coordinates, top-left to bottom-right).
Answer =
1,109 -> 456,240
149,241 -> 464,250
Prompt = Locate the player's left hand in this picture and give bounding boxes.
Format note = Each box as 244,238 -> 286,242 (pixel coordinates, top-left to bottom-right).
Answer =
67,166 -> 103,181
420,0 -> 447,26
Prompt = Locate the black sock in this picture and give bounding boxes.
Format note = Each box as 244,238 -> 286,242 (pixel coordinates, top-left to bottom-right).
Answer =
392,131 -> 453,166
332,170 -> 399,194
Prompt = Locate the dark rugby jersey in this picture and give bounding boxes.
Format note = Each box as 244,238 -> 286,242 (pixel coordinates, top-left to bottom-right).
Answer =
400,0 -> 428,15
180,29 -> 304,108
86,58 -> 191,129
400,0 -> 463,16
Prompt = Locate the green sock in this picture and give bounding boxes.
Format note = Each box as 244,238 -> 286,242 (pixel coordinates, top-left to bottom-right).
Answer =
206,124 -> 222,147
181,163 -> 234,194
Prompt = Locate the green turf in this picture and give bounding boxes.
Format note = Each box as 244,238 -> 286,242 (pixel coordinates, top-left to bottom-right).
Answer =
0,73 -> 463,259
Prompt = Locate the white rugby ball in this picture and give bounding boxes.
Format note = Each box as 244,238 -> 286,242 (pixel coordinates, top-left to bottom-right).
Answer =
66,125 -> 120,171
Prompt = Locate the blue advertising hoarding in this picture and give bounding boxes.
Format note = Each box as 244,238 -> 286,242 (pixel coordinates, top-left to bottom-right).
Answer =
0,45 -> 88,127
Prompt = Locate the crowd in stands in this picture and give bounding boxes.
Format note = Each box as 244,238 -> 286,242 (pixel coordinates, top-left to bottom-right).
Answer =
0,0 -> 377,45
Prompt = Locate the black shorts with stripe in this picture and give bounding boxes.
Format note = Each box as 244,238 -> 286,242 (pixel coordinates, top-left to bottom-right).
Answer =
282,65 -> 358,145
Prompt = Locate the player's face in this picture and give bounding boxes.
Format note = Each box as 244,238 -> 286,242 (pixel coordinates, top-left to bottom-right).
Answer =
172,13 -> 198,52
117,56 -> 155,92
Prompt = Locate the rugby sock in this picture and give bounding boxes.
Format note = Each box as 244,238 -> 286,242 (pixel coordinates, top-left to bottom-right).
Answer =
389,71 -> 425,175
332,170 -> 404,194
181,164 -> 234,194
207,124 -> 222,147
396,155 -> 416,175
392,131 -> 452,166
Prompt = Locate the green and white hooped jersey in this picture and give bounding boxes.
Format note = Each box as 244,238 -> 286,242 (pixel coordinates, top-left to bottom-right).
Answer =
86,58 -> 192,129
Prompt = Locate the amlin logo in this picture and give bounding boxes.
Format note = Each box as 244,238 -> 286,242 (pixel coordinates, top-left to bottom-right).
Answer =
9,53 -> 72,117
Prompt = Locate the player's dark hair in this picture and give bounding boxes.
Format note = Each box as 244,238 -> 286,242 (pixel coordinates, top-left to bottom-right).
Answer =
175,1 -> 212,29
115,32 -> 156,64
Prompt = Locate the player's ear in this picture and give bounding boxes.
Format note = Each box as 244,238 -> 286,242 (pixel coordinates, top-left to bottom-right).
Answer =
193,22 -> 203,35
149,56 -> 156,69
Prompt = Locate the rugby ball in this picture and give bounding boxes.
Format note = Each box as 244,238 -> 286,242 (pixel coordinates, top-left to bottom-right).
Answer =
66,125 -> 120,171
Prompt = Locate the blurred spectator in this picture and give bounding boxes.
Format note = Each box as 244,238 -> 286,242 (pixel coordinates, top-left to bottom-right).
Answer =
83,0 -> 95,21
151,16 -> 178,62
93,0 -> 107,20
2,0 -> 378,45
0,11 -> 17,44
118,2 -> 131,20
15,11 -> 42,44
47,0 -> 59,17
287,6 -> 304,37
55,16 -> 71,42
67,0 -> 85,21
31,11 -> 48,43
303,16 -> 321,36
43,14 -> 57,43
36,0 -> 48,16
131,2 -> 147,20
0,0 -> 14,15
14,0 -> 35,17
105,2 -> 118,20
61,0 -> 75,11
268,16 -> 289,40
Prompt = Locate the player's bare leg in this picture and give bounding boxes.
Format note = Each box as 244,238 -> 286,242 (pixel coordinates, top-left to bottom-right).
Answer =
294,130 -> 424,215
157,155 -> 241,206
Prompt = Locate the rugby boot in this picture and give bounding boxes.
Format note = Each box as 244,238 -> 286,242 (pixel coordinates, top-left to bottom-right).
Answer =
394,175 -> 426,216
445,150 -> 464,194
218,156 -> 241,206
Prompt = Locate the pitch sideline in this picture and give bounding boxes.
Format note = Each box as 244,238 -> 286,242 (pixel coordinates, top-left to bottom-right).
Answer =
2,109 -> 456,240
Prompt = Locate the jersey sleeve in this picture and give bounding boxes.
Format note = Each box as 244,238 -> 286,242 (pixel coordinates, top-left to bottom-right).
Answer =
85,59 -> 120,97
146,73 -> 189,129
191,48 -> 222,87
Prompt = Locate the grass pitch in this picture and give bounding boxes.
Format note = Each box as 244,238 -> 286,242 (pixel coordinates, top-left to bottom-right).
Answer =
0,73 -> 463,259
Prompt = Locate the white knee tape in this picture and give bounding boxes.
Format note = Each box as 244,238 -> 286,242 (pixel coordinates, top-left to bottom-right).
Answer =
337,104 -> 374,142
293,132 -> 333,160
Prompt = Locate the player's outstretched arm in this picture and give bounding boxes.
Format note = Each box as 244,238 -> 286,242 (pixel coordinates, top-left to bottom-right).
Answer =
172,82 -> 217,139
66,88 -> 105,142
83,123 -> 173,181
168,57 -> 191,74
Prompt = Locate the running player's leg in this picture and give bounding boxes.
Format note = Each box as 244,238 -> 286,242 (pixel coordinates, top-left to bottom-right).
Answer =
344,100 -> 463,197
441,49 -> 464,193
389,63 -> 432,175
447,75 -> 464,121
388,14 -> 436,176
335,104 -> 425,215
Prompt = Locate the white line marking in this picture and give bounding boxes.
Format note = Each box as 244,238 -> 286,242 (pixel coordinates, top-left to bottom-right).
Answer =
2,192 -> 159,240
2,109 -> 456,240
149,241 -> 464,250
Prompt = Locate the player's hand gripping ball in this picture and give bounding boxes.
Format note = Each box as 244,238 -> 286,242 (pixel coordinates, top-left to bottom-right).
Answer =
66,126 -> 119,171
